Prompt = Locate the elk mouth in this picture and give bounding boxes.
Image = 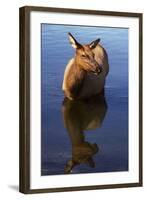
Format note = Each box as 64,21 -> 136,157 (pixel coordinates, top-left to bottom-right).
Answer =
92,66 -> 102,75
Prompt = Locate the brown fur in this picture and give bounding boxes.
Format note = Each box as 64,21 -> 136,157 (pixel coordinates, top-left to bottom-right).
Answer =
64,59 -> 86,99
62,33 -> 109,100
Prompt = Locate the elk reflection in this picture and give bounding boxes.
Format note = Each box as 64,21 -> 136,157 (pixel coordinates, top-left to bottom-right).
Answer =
62,95 -> 108,173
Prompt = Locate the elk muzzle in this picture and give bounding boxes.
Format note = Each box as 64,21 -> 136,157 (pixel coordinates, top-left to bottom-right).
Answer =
91,64 -> 102,75
95,65 -> 102,75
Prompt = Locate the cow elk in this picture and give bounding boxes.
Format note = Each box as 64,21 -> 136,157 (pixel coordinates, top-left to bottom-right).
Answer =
62,33 -> 109,100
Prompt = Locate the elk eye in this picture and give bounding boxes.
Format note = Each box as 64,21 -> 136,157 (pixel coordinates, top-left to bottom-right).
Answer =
82,54 -> 86,58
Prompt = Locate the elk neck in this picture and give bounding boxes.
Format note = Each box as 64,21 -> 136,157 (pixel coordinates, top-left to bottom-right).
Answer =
66,56 -> 86,99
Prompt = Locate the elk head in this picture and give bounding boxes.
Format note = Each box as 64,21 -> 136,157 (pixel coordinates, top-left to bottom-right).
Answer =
68,32 -> 102,75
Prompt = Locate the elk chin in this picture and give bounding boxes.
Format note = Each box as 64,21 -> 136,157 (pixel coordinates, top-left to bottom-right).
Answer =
92,71 -> 98,75
91,69 -> 101,75
86,68 -> 98,75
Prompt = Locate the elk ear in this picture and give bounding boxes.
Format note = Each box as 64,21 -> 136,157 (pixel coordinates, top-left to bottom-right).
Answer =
68,32 -> 82,49
89,38 -> 100,49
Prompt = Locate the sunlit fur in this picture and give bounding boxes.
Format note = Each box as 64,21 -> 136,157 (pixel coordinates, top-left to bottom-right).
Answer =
62,34 -> 109,100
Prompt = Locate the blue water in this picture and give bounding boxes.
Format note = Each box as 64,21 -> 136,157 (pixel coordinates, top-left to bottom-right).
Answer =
41,24 -> 128,175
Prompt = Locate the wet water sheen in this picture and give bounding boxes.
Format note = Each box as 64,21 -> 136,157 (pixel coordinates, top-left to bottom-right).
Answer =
41,24 -> 128,175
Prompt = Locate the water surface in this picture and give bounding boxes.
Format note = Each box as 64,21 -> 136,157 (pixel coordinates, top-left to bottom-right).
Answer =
41,24 -> 128,175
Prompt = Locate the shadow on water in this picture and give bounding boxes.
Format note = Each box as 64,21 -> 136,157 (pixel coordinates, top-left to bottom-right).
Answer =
62,94 -> 108,174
